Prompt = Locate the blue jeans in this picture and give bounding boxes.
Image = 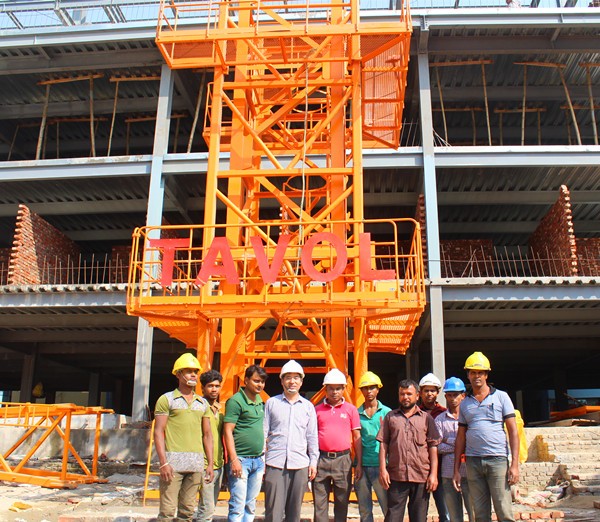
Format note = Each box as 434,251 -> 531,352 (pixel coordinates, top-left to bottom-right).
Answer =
354,466 -> 388,522
227,456 -> 265,522
466,457 -> 514,522
442,477 -> 474,522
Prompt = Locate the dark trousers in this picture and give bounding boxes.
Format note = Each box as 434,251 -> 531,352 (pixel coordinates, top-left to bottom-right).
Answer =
385,481 -> 430,522
433,473 -> 450,522
264,465 -> 309,522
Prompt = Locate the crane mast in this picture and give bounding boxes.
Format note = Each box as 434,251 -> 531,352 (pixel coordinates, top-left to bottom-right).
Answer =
128,0 -> 423,403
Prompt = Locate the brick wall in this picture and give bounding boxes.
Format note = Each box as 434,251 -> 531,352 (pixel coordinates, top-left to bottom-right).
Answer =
0,247 -> 11,285
575,237 -> 600,276
111,245 -> 132,284
7,205 -> 81,285
528,186 -> 578,277
415,194 -> 427,277
440,239 -> 494,278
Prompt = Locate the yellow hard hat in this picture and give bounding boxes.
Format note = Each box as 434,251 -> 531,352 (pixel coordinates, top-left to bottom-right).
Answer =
358,371 -> 383,389
464,351 -> 491,371
172,353 -> 202,375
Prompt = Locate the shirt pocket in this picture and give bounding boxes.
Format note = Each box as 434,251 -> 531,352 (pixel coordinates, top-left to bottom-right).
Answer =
486,403 -> 503,422
415,429 -> 427,446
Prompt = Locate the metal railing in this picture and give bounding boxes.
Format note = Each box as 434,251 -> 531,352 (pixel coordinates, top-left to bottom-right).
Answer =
0,253 -> 130,286
440,244 -> 600,278
127,219 -> 426,320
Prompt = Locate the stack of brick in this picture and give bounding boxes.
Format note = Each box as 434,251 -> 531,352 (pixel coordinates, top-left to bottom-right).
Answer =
0,247 -> 11,285
7,205 -> 81,285
575,237 -> 600,276
521,427 -> 600,495
111,245 -> 132,284
528,186 -> 578,277
440,239 -> 494,278
415,194 -> 427,277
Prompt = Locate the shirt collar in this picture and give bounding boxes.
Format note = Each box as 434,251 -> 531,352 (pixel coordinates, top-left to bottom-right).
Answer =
393,405 -> 425,417
324,397 -> 345,408
467,385 -> 497,398
240,387 -> 263,405
358,401 -> 384,415
173,388 -> 203,403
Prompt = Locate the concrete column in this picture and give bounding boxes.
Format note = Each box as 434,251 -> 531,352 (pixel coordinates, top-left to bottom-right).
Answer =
89,372 -> 100,406
132,64 -> 174,421
19,351 -> 37,403
418,51 -> 446,398
406,346 -> 419,381
553,367 -> 569,411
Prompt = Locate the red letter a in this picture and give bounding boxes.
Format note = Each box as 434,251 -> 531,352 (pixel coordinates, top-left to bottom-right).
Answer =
195,237 -> 240,287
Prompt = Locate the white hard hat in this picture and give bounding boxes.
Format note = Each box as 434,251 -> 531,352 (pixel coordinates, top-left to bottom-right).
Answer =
323,368 -> 347,386
419,372 -> 442,389
280,360 -> 305,378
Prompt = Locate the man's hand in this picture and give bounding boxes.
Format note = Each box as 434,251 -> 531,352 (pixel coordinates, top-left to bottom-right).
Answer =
160,463 -> 174,482
426,472 -> 438,492
354,463 -> 363,481
308,466 -> 317,481
204,465 -> 214,483
452,470 -> 462,492
379,468 -> 390,490
230,458 -> 243,479
508,461 -> 520,486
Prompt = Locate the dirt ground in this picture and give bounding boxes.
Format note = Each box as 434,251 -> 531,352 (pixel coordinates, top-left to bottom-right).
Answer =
0,461 -> 599,522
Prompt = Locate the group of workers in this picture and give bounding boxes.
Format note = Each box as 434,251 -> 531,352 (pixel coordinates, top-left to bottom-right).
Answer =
154,350 -> 520,522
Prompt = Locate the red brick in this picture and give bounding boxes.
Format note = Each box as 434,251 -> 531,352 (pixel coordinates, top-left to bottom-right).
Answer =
440,239 -> 494,278
520,513 -> 531,520
415,194 -> 427,277
530,512 -> 546,519
8,205 -> 80,285
550,512 -> 564,519
528,185 -> 578,276
576,237 -> 600,276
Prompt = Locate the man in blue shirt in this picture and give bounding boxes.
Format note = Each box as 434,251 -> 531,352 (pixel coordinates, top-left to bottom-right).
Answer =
355,371 -> 391,522
452,352 -> 520,522
263,360 -> 319,522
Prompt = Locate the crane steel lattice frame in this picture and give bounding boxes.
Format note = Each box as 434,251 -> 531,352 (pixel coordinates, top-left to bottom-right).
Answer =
0,402 -> 113,489
128,0 -> 421,403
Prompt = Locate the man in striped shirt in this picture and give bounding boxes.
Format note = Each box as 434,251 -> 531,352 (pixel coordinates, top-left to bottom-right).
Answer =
263,360 -> 319,522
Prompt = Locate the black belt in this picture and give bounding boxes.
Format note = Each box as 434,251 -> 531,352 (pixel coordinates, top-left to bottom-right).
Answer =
240,453 -> 264,459
320,449 -> 350,459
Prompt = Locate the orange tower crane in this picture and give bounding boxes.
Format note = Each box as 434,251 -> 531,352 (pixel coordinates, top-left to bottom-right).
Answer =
127,0 -> 423,403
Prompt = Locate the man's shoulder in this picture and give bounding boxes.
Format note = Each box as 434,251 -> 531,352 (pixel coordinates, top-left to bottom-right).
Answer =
379,402 -> 392,414
342,401 -> 359,413
314,401 -> 327,412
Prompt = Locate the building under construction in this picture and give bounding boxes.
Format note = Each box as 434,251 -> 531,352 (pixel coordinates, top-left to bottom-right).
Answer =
0,0 -> 599,423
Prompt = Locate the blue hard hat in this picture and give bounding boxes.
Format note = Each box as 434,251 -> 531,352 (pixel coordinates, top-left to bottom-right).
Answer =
443,377 -> 466,393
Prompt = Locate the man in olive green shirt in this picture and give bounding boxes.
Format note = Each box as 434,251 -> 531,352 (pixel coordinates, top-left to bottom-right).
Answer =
155,353 -> 214,522
197,370 -> 225,522
223,365 -> 268,522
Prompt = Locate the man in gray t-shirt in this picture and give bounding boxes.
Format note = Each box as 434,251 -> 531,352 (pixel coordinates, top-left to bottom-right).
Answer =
452,352 -> 519,522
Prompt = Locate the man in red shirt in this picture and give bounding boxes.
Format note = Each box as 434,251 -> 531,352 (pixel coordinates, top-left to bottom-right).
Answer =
378,378 -> 441,522
313,368 -> 362,522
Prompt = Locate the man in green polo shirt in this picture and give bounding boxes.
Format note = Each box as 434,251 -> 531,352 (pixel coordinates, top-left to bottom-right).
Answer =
223,364 -> 268,522
154,353 -> 214,522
